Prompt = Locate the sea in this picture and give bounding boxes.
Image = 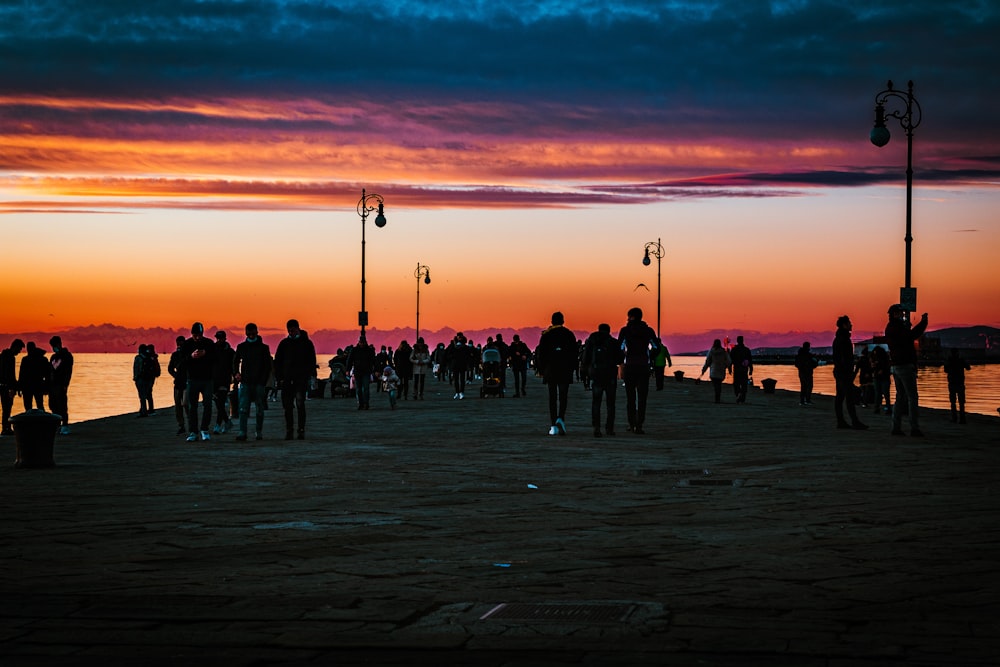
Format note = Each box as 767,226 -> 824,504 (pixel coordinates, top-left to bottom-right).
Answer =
37,354 -> 1000,424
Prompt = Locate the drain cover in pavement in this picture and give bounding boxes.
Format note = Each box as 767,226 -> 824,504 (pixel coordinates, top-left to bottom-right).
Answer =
480,602 -> 634,623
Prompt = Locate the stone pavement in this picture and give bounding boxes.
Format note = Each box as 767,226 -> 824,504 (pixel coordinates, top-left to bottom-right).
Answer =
2,374 -> 998,666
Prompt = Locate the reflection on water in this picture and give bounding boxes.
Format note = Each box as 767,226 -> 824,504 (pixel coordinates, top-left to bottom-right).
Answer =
662,356 -> 998,418
23,353 -> 1000,425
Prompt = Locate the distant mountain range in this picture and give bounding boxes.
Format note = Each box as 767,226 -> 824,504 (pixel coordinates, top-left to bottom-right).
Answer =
2,323 -> 997,357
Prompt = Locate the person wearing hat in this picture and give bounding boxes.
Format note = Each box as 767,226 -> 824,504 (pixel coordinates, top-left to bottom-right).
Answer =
885,305 -> 929,436
181,322 -> 216,441
381,365 -> 401,409
48,335 -> 74,434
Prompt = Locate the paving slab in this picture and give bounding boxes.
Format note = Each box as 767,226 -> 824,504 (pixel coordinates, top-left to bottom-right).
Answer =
1,375 -> 998,665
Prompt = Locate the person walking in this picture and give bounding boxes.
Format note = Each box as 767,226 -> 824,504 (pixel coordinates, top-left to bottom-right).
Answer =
943,348 -> 971,424
508,334 -> 531,398
167,335 -> 189,435
48,335 -> 74,434
582,323 -> 624,437
393,340 -> 413,401
273,319 -> 317,439
346,335 -> 376,409
618,307 -> 659,433
211,330 -> 235,434
381,365 -> 401,409
794,341 -> 818,405
0,339 -> 25,435
729,335 -> 753,404
233,322 -> 272,441
182,322 -> 216,442
133,344 -> 160,417
700,339 -> 731,404
537,311 -> 577,435
409,337 -> 431,400
832,315 -> 867,430
886,305 -> 929,437
19,341 -> 51,411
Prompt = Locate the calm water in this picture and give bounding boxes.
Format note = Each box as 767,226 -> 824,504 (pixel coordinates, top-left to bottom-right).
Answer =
23,353 -> 1000,424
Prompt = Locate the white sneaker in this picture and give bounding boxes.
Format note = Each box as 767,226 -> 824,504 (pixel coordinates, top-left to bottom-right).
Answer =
453,393 -> 459,399
186,432 -> 198,442
548,426 -> 559,436
459,392 -> 464,399
200,430 -> 211,441
556,418 -> 567,435
212,424 -> 223,434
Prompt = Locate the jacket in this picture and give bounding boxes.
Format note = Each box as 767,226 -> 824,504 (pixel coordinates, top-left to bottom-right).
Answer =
233,337 -> 272,386
618,320 -> 659,368
274,333 -> 317,385
537,324 -> 577,384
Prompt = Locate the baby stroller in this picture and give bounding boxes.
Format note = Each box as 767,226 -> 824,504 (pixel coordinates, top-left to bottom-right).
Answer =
328,361 -> 353,398
480,348 -> 505,398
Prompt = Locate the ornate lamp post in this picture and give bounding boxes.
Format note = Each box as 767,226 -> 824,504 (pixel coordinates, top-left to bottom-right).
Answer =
642,237 -> 664,338
414,263 -> 431,341
356,189 -> 387,337
871,80 -> 922,312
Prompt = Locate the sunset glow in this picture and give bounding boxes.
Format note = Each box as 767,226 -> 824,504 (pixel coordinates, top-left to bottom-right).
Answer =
2,1 -> 998,349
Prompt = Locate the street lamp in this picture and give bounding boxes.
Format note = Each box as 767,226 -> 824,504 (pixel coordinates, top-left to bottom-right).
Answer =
414,262 -> 431,342
871,79 -> 922,312
642,237 -> 664,338
356,188 -> 387,336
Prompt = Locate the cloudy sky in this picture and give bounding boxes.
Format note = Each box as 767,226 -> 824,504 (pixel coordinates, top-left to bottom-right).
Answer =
2,1 -> 998,345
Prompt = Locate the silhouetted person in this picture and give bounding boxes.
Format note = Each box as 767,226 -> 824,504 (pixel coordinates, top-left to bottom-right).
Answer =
652,339 -> 672,391
537,311 -> 577,435
233,322 -> 272,440
832,315 -> 867,430
943,348 -> 971,424
347,335 -> 376,409
582,323 -> 624,437
794,341 -> 818,405
46,336 -> 74,434
133,343 -> 160,417
182,322 -> 216,441
0,339 -> 25,433
409,337 -> 431,400
167,335 -> 189,435
870,345 -> 892,415
393,340 -> 413,401
729,335 -> 753,404
885,305 -> 929,437
508,334 -> 531,397
18,341 -> 50,411
618,307 -> 659,433
700,339 -> 731,404
212,330 -> 235,434
273,319 -> 317,439
445,332 -> 471,399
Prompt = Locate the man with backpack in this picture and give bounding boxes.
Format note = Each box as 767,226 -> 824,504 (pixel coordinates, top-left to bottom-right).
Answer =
582,323 -> 624,437
618,307 -> 659,434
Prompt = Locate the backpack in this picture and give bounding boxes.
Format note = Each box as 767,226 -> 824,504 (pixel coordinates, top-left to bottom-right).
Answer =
141,355 -> 161,380
589,335 -> 621,375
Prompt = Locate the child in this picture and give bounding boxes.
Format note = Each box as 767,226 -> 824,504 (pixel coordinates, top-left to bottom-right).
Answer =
381,366 -> 400,410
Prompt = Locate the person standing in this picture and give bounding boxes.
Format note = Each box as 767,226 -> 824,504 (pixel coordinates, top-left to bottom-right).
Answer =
618,307 -> 659,433
870,345 -> 892,416
393,340 -> 413,401
48,336 -> 74,434
133,344 -> 160,417
446,332 -> 471,399
537,311 -> 577,435
381,365 -> 401,409
409,337 -> 431,400
19,341 -> 51,411
582,323 -> 624,437
211,330 -> 235,434
729,335 -> 753,404
885,305 -> 929,437
943,348 -> 971,424
233,322 -> 272,441
700,339 -> 731,404
167,335 -> 189,435
508,334 -> 531,398
346,335 -> 376,409
832,315 -> 867,430
182,322 -> 216,442
0,339 -> 25,435
273,319 -> 317,439
652,339 -> 673,391
793,341 -> 818,406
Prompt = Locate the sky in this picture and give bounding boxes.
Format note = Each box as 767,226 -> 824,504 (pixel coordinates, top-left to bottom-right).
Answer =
2,0 -> 999,347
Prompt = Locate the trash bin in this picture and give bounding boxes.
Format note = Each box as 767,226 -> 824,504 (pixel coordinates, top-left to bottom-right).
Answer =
11,409 -> 61,468
761,378 -> 778,394
673,370 -> 685,382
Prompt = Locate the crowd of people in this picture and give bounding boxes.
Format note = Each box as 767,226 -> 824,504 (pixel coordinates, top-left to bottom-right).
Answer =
0,303 -> 980,443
